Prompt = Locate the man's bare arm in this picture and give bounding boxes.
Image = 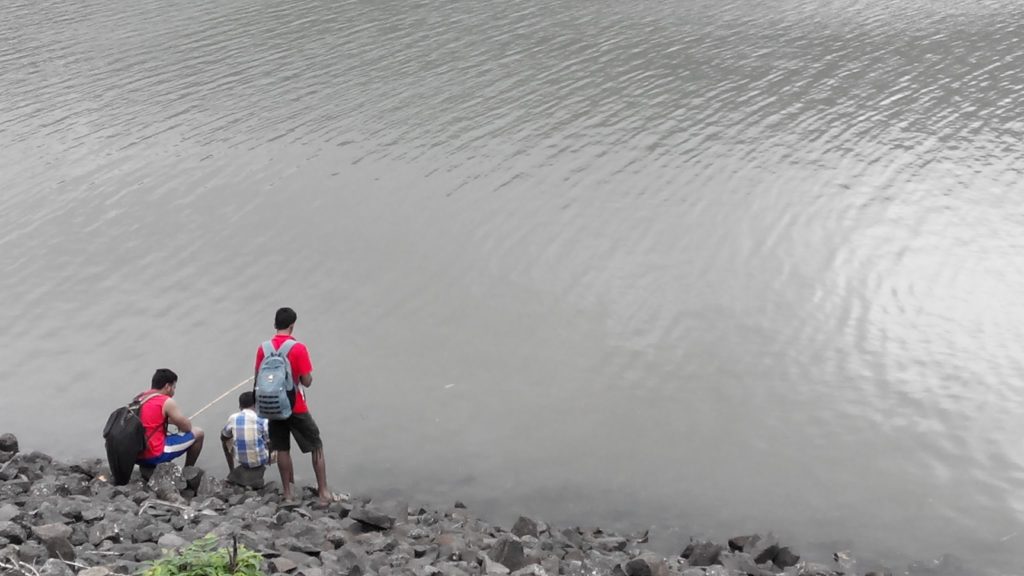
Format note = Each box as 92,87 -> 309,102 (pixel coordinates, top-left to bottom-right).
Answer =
299,373 -> 313,388
164,399 -> 192,433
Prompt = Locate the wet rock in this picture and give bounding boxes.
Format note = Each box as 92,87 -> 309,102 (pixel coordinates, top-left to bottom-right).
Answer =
0,433 -> 18,453
78,568 -> 113,576
682,541 -> 723,567
511,517 -> 539,539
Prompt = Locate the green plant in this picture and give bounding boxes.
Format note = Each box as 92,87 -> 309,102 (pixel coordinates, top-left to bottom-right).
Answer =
141,535 -> 263,576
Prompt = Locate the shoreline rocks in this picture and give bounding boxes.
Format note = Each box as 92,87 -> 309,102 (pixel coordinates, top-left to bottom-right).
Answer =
0,433 -> 918,576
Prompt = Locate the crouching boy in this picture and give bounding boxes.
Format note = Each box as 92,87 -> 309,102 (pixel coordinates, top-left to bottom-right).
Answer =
221,391 -> 272,488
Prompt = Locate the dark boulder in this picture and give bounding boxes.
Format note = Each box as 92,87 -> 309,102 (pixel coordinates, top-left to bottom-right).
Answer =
511,517 -> 539,539
489,535 -> 528,572
727,534 -> 761,552
681,541 -> 723,567
0,520 -> 27,544
773,546 -> 799,568
350,504 -> 397,531
0,433 -> 19,453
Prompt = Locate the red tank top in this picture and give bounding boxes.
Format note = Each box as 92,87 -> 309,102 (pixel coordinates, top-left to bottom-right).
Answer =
137,393 -> 169,459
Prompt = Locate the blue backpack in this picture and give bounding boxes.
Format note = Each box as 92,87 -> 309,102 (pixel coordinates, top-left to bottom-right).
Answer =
254,340 -> 298,420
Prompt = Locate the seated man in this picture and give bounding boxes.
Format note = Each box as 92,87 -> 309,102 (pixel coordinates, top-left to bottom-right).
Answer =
221,391 -> 271,488
137,369 -> 204,472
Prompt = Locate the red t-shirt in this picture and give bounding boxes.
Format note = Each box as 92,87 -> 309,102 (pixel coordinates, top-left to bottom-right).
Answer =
138,393 -> 170,459
255,335 -> 313,414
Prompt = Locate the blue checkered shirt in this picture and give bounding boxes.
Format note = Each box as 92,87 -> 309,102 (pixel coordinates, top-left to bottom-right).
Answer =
222,409 -> 270,468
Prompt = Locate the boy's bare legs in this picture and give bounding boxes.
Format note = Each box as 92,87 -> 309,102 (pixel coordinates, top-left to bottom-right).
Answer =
185,428 -> 204,467
312,447 -> 330,504
277,450 -> 294,501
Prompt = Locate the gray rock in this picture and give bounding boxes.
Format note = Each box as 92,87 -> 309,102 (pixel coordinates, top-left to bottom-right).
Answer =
157,533 -> 188,549
18,540 -> 49,563
749,534 -> 780,565
227,466 -> 267,489
0,433 -> 18,453
134,544 -> 162,562
326,529 -> 347,548
484,554 -> 511,574
511,517 -> 539,539
682,541 -> 723,567
511,566 -> 548,576
728,534 -> 761,552
182,466 -> 205,491
82,507 -> 105,522
594,537 -> 627,553
196,473 -> 223,498
57,500 -> 84,521
489,535 -> 527,572
774,547 -> 800,568
559,528 -> 584,549
88,521 -> 121,546
623,558 -> 652,576
798,562 -> 840,576
0,504 -> 20,522
0,521 -> 27,544
32,523 -> 75,561
32,501 -> 67,524
350,504 -> 396,530
719,552 -> 775,576
32,523 -> 73,541
39,558 -> 74,576
78,568 -> 113,576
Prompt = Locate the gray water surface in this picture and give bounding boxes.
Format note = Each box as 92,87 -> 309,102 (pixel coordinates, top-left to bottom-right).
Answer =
3,0 -> 1024,573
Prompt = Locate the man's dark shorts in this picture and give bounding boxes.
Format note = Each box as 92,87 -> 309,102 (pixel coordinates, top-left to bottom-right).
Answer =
268,412 -> 323,453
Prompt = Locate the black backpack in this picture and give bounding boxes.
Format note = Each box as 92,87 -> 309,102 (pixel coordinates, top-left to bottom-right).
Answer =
102,393 -> 158,485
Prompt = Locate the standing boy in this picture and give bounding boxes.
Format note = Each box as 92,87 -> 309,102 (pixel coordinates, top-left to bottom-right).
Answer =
254,307 -> 331,503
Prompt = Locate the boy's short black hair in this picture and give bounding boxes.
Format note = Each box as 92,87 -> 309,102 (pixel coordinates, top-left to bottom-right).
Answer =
152,368 -> 178,389
275,307 -> 297,330
238,391 -> 255,409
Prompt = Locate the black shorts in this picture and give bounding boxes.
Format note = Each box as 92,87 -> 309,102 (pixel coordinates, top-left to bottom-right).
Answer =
268,412 -> 323,453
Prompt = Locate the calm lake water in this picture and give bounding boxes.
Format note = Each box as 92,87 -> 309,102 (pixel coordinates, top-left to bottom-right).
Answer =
3,0 -> 1024,572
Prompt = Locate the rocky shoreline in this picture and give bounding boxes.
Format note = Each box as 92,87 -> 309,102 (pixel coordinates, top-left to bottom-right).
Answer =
0,433 -> 906,576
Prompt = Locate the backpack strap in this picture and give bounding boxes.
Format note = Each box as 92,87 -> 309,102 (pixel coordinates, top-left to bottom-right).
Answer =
276,339 -> 299,391
276,339 -> 298,357
133,393 -> 161,406
262,340 -> 277,358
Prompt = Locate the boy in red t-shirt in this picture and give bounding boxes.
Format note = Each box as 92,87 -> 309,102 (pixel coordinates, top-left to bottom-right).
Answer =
255,307 -> 331,503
